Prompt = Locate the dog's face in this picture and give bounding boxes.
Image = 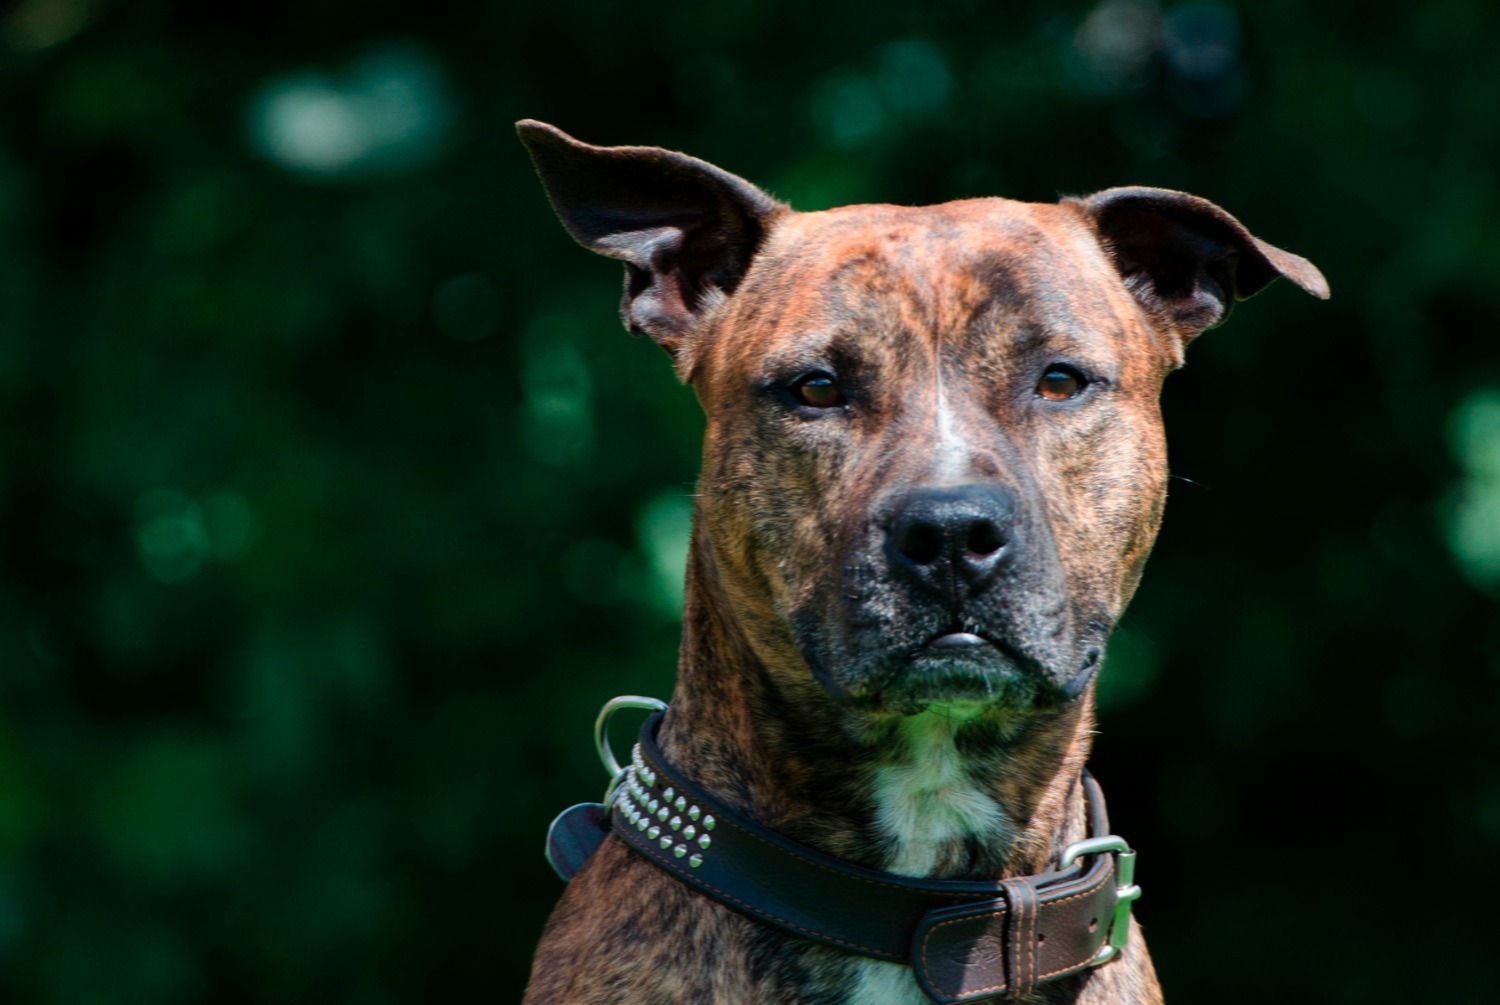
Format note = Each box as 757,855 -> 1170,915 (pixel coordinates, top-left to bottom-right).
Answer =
693,202 -> 1174,714
519,121 -> 1327,720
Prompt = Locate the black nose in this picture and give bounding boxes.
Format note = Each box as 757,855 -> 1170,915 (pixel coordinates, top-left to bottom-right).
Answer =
887,485 -> 1015,590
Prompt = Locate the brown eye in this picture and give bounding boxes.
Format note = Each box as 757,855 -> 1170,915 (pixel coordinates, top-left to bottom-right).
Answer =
1036,366 -> 1085,401
793,372 -> 845,408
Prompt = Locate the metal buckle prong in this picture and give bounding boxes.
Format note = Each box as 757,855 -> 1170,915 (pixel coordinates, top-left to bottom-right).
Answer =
1060,835 -> 1141,967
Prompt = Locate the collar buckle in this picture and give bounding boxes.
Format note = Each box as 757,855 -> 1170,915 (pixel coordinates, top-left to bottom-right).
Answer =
1060,836 -> 1141,966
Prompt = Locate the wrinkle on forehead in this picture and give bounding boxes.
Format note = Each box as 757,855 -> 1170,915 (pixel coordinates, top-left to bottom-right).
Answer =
713,199 -> 1134,367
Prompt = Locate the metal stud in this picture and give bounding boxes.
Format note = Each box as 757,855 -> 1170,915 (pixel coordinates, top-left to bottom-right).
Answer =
683,825 -> 697,840
648,826 -> 660,840
649,799 -> 660,813
704,815 -> 716,831
659,836 -> 673,850
669,816 -> 681,831
698,834 -> 712,850
674,796 -> 687,811
673,844 -> 687,859
657,806 -> 670,821
636,817 -> 648,831
689,854 -> 703,869
688,806 -> 701,821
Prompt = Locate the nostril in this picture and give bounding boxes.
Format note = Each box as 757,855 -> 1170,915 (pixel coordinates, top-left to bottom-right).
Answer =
888,486 -> 1016,576
966,521 -> 1005,558
896,522 -> 943,565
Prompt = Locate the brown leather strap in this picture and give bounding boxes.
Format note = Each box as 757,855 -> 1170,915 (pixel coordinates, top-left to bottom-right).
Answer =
1004,879 -> 1040,996
910,869 -> 1118,1002
610,713 -> 1132,1002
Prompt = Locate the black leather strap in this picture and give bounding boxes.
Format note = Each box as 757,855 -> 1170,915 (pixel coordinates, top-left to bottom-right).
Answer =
609,713 -> 1130,1001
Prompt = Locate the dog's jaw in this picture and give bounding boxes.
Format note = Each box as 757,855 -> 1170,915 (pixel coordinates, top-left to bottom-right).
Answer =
660,534 -> 1098,880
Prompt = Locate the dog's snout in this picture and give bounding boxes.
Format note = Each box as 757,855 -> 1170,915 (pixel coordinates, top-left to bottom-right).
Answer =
887,485 -> 1016,588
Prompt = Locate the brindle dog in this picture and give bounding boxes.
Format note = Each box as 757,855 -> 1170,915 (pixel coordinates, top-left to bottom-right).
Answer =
517,120 -> 1327,1005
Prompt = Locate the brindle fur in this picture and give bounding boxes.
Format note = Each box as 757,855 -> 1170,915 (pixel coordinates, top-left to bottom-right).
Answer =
518,122 -> 1326,1005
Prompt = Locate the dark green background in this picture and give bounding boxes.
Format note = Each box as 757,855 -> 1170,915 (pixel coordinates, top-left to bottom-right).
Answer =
3,1 -> 1498,1001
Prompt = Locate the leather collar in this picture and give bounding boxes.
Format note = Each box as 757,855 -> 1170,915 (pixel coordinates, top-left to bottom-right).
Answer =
605,712 -> 1140,1003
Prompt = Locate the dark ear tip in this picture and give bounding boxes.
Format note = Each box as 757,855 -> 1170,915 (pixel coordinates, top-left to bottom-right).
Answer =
515,119 -> 576,153
1080,186 -> 1331,301
1252,238 -> 1330,299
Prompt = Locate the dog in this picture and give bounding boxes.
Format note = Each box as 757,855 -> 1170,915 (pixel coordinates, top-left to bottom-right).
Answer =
516,120 -> 1327,1004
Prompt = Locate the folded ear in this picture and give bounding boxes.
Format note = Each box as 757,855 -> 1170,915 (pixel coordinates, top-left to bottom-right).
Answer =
517,120 -> 787,374
1072,186 -> 1328,347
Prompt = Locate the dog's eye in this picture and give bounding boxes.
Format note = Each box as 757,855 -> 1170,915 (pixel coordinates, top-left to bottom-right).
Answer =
792,372 -> 845,408
1036,366 -> 1086,401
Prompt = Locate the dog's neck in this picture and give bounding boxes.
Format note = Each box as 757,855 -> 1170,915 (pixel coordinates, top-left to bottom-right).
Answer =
658,537 -> 1096,881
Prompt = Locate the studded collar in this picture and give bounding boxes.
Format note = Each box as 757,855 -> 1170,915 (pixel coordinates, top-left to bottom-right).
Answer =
593,711 -> 1142,1003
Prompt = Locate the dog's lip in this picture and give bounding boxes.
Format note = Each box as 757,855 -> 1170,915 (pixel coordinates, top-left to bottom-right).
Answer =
921,629 -> 1021,660
911,629 -> 1055,692
887,632 -> 1035,708
928,631 -> 990,650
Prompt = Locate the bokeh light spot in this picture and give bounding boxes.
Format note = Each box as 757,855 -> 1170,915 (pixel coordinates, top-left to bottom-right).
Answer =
811,71 -> 890,149
636,492 -> 694,619
521,325 -> 594,466
247,41 -> 454,179
134,489 -> 210,584
1444,387 -> 1500,595
876,39 -> 953,119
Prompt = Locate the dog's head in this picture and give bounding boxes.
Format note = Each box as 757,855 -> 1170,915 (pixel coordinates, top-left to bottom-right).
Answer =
520,121 -> 1326,720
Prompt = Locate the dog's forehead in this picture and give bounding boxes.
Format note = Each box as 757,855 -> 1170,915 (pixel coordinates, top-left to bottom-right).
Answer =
714,197 -> 1142,372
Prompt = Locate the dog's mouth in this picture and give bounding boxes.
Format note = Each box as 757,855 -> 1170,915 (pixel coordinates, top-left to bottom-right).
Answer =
796,567 -> 1113,715
880,627 -> 1054,713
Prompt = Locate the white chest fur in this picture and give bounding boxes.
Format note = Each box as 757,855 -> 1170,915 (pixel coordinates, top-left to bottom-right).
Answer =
871,709 -> 1013,875
847,711 -> 1014,1003
850,958 -> 942,1005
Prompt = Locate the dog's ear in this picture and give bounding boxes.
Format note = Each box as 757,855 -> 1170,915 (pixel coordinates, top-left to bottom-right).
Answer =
1073,187 -> 1328,348
517,120 -> 786,374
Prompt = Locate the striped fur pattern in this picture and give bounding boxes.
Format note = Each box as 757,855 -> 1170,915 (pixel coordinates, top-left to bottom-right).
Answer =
519,122 -> 1323,1004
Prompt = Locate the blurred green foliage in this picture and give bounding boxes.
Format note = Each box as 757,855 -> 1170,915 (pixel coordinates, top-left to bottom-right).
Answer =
1,1 -> 1498,1002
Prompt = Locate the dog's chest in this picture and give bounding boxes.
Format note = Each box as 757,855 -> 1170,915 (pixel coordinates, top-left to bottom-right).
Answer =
849,958 -> 944,1005
845,713 -> 1014,1004
869,712 -> 1013,874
